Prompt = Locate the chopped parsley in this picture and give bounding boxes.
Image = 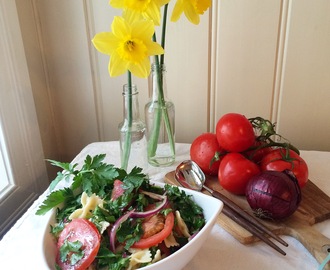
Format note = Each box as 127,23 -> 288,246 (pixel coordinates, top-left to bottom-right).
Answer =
59,239 -> 84,265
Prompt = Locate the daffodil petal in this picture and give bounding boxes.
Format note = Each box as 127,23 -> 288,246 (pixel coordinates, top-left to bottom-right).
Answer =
184,3 -> 200,25
132,20 -> 155,40
171,0 -> 184,22
112,16 -> 131,40
123,9 -> 144,24
128,57 -> 151,78
92,32 -> 117,55
144,1 -> 161,25
109,54 -> 127,77
109,0 -> 122,8
146,42 -> 164,56
171,0 -> 211,24
157,0 -> 171,6
197,0 -> 212,14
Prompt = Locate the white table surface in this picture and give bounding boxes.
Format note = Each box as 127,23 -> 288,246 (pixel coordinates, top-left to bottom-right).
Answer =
0,141 -> 329,270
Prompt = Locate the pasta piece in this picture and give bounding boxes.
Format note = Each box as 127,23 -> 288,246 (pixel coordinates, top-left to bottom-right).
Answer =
98,221 -> 110,234
128,248 -> 152,270
69,192 -> 103,220
175,210 -> 191,238
152,249 -> 162,263
164,231 -> 179,248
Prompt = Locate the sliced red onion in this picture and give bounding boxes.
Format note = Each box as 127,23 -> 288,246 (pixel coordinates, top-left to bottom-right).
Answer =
109,191 -> 168,251
131,195 -> 168,218
109,209 -> 135,252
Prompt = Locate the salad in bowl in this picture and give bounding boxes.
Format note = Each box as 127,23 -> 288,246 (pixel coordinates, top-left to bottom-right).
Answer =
37,154 -> 223,270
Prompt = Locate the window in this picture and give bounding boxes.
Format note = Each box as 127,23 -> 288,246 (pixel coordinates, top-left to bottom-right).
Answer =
0,0 -> 48,239
0,122 -> 12,199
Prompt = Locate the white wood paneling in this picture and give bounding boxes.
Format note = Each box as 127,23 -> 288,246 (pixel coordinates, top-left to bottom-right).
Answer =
212,0 -> 283,123
276,0 -> 330,150
17,0 -> 100,165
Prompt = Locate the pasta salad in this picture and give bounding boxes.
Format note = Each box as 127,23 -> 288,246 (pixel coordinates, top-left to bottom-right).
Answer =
36,154 -> 205,270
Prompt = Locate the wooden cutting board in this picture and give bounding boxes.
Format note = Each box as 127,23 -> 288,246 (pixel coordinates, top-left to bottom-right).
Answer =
165,171 -> 330,266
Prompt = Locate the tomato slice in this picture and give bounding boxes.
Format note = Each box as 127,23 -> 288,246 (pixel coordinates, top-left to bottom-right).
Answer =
56,218 -> 101,270
131,211 -> 175,249
111,179 -> 125,200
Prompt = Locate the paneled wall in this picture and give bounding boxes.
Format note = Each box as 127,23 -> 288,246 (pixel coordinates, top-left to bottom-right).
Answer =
15,0 -> 330,179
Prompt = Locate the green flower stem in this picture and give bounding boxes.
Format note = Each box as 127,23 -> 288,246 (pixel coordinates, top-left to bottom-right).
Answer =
121,71 -> 133,170
147,35 -> 175,158
160,4 -> 168,65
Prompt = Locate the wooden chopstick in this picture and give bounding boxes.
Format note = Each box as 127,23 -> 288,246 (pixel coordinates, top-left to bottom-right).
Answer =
202,185 -> 288,255
221,205 -> 286,255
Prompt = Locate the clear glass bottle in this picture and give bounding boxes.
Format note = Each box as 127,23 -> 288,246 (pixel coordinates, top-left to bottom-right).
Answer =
118,84 -> 147,171
145,63 -> 175,166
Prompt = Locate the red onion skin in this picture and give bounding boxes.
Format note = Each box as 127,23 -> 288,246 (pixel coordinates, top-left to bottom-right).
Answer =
245,170 -> 302,220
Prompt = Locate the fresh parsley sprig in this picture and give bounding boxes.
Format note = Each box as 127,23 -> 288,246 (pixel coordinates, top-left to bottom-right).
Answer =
36,188 -> 74,216
36,154 -> 120,215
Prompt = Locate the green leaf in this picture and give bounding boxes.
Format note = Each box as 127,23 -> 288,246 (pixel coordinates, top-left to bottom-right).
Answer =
35,188 -> 74,215
50,221 -> 65,238
47,159 -> 78,173
82,154 -> 106,170
122,167 -> 147,193
165,184 -> 205,232
117,219 -> 143,249
96,245 -> 130,270
47,159 -> 78,191
49,171 -> 69,191
59,239 -> 84,265
81,164 -> 118,197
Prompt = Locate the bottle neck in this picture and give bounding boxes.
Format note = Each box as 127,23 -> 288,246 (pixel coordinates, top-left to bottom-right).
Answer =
151,63 -> 167,102
122,84 -> 140,121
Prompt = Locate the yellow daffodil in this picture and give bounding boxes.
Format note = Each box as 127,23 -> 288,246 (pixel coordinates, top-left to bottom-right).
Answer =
171,0 -> 211,25
92,16 -> 164,78
110,0 -> 170,25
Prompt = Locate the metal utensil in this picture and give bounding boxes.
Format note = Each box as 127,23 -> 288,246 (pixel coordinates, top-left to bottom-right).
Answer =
174,160 -> 288,255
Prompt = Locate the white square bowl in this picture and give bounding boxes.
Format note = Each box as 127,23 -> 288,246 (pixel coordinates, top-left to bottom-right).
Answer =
41,183 -> 223,270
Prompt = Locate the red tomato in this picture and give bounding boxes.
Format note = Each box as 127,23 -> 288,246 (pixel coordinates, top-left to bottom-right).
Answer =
216,113 -> 255,152
244,139 -> 273,164
218,153 -> 260,195
131,211 -> 174,249
260,148 -> 309,188
190,133 -> 222,175
56,218 -> 101,270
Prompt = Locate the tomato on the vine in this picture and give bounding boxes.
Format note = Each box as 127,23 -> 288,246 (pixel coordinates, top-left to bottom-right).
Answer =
216,113 -> 255,153
260,148 -> 309,188
244,139 -> 273,164
190,133 -> 222,175
218,152 -> 260,195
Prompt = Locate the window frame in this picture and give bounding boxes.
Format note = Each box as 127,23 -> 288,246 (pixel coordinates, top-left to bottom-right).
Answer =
0,0 -> 48,238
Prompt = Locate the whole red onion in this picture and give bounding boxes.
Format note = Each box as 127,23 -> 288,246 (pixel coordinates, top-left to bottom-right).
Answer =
245,170 -> 302,220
